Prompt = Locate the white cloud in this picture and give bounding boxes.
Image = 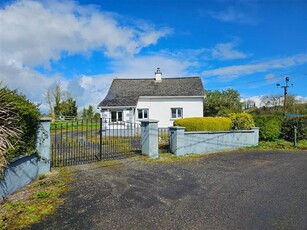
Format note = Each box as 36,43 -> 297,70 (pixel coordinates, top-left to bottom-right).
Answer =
207,6 -> 256,25
210,42 -> 250,60
202,54 -> 307,81
0,0 -> 170,67
0,0 -> 172,113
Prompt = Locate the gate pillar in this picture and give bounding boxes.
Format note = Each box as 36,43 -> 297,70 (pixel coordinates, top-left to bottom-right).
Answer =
141,120 -> 159,158
36,117 -> 52,174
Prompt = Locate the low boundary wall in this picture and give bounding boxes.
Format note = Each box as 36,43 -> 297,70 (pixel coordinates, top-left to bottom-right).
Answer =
0,154 -> 42,199
0,118 -> 51,200
169,127 -> 259,156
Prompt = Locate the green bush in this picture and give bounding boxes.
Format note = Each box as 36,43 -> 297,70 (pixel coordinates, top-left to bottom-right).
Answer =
281,116 -> 307,141
253,115 -> 284,141
228,113 -> 255,130
173,117 -> 231,131
1,87 -> 40,161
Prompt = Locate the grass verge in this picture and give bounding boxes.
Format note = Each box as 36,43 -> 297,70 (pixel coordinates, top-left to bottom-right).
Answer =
248,139 -> 307,151
0,167 -> 74,230
141,139 -> 307,163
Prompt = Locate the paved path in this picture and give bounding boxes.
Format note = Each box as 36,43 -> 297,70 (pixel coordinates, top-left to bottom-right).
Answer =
30,151 -> 307,230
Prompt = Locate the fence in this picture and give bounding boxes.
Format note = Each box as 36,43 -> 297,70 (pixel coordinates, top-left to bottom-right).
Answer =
50,118 -> 141,167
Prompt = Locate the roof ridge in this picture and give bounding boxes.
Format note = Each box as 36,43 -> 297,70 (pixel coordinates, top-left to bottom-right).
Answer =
113,76 -> 200,80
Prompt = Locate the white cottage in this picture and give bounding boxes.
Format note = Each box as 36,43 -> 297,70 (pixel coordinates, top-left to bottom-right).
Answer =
97,69 -> 204,128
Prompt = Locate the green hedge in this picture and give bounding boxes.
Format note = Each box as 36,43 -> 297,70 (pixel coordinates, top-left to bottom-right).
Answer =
281,116 -> 307,141
253,115 -> 284,141
173,117 -> 231,131
228,113 -> 255,130
1,87 -> 40,161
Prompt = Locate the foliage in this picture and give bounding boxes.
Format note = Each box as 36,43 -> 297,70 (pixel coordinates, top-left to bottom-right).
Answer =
0,87 -> 23,173
203,89 -> 243,116
0,168 -> 73,229
253,115 -> 284,141
250,96 -> 307,116
248,139 -> 307,150
281,116 -> 307,141
56,97 -> 78,117
0,86 -> 40,163
228,113 -> 255,130
173,117 -> 231,131
45,83 -> 78,117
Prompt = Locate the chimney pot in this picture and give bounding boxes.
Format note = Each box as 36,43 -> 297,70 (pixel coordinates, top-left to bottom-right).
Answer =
155,68 -> 162,81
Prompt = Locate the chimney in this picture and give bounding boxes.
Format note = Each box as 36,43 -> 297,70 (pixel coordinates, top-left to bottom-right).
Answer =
155,68 -> 162,81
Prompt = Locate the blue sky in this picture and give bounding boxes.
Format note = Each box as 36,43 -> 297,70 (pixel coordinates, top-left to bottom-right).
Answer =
0,0 -> 306,112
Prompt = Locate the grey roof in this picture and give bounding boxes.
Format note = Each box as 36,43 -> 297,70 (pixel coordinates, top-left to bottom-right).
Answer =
98,77 -> 204,107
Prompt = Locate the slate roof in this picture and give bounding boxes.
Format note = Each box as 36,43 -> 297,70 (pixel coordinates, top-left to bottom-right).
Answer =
98,77 -> 204,107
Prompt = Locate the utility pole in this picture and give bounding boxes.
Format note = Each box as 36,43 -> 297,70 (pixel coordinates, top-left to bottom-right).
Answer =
276,76 -> 293,115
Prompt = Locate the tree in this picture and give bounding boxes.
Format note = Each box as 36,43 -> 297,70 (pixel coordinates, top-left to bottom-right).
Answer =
44,83 -> 78,117
45,83 -> 62,114
81,105 -> 97,119
58,97 -> 78,117
203,89 -> 242,116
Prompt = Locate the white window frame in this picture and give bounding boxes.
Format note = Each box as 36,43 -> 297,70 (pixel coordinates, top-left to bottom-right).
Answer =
171,108 -> 183,119
137,108 -> 149,119
110,110 -> 123,122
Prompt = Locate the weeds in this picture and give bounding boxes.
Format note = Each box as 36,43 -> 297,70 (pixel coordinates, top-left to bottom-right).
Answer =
0,168 -> 73,229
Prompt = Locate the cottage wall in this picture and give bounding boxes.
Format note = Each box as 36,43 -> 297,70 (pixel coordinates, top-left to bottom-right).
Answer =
137,97 -> 203,127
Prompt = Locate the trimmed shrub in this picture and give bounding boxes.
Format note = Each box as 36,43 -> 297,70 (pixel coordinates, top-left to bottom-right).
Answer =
173,117 -> 231,131
228,113 -> 255,130
281,116 -> 307,141
0,87 -> 40,161
253,115 -> 284,141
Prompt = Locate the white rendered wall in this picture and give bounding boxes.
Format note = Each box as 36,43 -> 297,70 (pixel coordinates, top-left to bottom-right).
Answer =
136,97 -> 203,127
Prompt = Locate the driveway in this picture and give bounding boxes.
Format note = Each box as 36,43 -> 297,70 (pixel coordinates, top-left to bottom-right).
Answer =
30,151 -> 307,230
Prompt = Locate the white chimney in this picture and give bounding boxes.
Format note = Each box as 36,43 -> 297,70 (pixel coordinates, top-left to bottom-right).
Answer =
155,68 -> 162,81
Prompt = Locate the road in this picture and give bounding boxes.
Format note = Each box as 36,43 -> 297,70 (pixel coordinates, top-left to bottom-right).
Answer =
30,150 -> 307,230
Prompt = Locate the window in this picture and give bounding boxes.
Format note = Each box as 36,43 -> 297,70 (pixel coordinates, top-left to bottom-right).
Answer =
137,109 -> 148,119
111,111 -> 123,122
171,108 -> 183,119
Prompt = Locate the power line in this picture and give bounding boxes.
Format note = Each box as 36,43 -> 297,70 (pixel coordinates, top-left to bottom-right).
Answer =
276,76 -> 293,115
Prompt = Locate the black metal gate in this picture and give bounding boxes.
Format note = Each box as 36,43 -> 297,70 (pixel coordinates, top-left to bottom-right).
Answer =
50,118 -> 141,167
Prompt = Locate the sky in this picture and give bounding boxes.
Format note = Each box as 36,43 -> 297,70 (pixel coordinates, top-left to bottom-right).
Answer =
0,0 -> 306,112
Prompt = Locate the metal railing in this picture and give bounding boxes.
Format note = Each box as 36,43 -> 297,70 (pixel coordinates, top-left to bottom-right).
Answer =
50,118 -> 141,167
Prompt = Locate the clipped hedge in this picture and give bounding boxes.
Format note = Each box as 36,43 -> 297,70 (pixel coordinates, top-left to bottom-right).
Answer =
1,87 -> 40,161
253,115 -> 284,141
173,117 -> 231,131
229,113 -> 255,130
281,116 -> 307,141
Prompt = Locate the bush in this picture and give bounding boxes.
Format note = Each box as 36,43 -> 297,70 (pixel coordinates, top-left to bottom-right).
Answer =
253,115 -> 284,141
173,117 -> 231,131
0,87 -> 40,162
281,116 -> 307,141
228,113 -> 255,130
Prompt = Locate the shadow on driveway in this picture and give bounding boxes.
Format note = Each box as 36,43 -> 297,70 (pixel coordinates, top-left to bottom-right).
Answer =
30,150 -> 307,230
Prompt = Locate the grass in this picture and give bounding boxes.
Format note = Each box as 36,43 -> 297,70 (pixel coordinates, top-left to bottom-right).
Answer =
141,139 -> 307,164
0,167 -> 74,230
248,139 -> 307,151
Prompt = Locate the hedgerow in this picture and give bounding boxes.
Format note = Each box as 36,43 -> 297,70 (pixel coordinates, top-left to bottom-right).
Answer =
0,86 -> 40,165
281,116 -> 307,141
252,115 -> 284,141
173,117 -> 231,131
228,113 -> 255,130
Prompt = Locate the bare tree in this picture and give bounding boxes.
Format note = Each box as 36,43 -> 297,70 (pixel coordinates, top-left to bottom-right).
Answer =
44,83 -> 63,114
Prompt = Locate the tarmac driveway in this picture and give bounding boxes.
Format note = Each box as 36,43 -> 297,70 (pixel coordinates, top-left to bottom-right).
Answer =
30,151 -> 307,230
